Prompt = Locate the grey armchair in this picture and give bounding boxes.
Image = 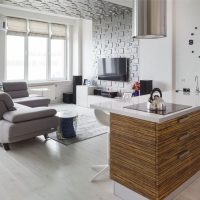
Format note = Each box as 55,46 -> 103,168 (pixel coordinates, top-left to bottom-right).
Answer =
2,82 -> 50,107
0,92 -> 58,151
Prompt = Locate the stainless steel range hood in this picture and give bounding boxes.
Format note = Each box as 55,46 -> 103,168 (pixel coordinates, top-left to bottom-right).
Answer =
132,0 -> 167,39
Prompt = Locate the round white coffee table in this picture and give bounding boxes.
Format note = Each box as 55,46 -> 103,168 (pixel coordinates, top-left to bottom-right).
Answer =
56,111 -> 78,139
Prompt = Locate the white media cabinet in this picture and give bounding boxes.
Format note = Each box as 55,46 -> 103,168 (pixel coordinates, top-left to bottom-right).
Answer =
76,85 -> 113,108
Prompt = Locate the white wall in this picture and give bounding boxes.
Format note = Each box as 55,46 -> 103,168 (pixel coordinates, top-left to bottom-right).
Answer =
73,18 -> 94,79
0,15 -> 6,82
72,19 -> 83,76
0,5 -> 75,102
175,0 -> 200,91
0,31 -> 5,82
82,19 -> 95,80
139,0 -> 173,91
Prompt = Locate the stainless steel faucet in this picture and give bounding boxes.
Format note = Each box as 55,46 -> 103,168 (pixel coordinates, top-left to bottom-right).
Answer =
195,75 -> 200,93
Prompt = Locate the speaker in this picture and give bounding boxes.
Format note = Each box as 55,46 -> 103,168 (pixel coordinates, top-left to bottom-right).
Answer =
63,93 -> 73,103
94,89 -> 102,96
140,80 -> 153,96
73,76 -> 82,104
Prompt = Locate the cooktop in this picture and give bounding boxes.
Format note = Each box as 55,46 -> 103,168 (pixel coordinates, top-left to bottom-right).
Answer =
124,103 -> 191,115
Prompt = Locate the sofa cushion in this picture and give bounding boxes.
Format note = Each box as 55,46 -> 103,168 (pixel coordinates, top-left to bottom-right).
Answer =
0,116 -> 58,143
0,102 -> 8,120
0,92 -> 15,110
3,82 -> 29,98
3,104 -> 57,123
3,81 -> 28,92
13,95 -> 50,107
7,90 -> 29,99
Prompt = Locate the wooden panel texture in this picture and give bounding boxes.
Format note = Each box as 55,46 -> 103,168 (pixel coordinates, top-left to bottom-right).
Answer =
110,111 -> 200,200
156,110 -> 200,199
110,113 -> 157,199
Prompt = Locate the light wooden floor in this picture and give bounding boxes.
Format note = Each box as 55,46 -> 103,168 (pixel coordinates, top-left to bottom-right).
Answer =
0,135 -> 120,200
0,104 -> 199,200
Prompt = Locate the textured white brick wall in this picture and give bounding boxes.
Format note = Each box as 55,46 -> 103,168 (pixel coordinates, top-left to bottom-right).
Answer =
93,12 -> 140,93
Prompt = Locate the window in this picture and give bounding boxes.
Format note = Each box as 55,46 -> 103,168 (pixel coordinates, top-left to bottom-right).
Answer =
28,36 -> 47,81
6,35 -> 25,80
51,39 -> 65,79
5,17 -> 68,82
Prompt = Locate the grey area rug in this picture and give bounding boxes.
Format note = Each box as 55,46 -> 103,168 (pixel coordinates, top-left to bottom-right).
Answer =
49,114 -> 108,146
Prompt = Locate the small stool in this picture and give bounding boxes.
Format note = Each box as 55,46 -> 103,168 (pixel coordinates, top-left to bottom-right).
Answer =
56,111 -> 78,139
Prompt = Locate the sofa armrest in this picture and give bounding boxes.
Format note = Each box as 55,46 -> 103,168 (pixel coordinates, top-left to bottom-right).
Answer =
3,106 -> 57,123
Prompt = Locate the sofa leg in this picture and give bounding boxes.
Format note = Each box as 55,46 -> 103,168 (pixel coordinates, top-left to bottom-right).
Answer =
2,143 -> 10,151
44,134 -> 48,140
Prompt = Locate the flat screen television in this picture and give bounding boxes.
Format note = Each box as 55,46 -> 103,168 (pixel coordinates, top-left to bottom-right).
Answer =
98,58 -> 129,82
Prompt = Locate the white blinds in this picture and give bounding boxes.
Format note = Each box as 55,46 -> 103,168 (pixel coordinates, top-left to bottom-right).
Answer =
6,17 -> 67,38
51,23 -> 66,39
29,20 -> 49,37
7,17 -> 27,35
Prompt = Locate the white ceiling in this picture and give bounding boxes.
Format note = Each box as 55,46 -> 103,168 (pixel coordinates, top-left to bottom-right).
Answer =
105,0 -> 132,8
2,0 -> 132,20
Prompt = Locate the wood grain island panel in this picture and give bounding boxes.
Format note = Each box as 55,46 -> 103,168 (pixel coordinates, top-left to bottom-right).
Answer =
110,111 -> 200,200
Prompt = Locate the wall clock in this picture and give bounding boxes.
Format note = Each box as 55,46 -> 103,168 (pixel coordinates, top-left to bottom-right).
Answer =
188,26 -> 200,58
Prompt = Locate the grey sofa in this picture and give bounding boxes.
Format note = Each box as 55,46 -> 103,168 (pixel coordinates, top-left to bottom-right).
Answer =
2,82 -> 50,107
0,92 -> 58,151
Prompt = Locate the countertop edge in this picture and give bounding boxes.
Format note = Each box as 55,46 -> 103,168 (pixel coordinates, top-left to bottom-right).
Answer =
91,104 -> 200,123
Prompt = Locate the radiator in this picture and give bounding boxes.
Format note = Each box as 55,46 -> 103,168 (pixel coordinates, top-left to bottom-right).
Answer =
29,85 -> 56,101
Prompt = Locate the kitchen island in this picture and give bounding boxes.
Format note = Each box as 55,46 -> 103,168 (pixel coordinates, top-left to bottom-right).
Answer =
91,91 -> 200,200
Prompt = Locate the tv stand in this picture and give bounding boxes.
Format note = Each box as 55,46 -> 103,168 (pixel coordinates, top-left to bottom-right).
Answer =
76,86 -> 115,108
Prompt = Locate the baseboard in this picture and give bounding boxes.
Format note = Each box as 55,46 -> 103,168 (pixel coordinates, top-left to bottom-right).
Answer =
114,170 -> 200,200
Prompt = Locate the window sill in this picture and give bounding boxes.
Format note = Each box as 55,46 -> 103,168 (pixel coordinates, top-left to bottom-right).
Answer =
28,80 -> 72,87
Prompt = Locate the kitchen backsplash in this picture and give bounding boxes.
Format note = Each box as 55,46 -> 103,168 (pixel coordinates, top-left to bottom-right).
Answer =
93,12 -> 140,93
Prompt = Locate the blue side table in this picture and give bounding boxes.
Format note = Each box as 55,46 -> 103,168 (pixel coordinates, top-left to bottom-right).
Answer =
56,111 -> 78,139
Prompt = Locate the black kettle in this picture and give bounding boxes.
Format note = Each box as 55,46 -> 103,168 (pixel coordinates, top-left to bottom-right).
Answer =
147,88 -> 166,111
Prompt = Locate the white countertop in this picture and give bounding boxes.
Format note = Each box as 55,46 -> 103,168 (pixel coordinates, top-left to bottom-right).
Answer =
90,91 -> 200,123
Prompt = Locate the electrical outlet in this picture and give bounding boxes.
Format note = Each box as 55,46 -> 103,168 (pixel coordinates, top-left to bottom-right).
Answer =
183,88 -> 190,92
